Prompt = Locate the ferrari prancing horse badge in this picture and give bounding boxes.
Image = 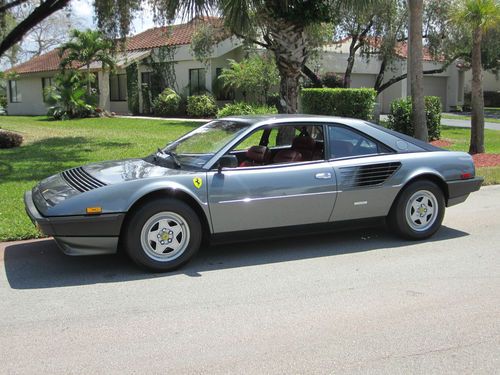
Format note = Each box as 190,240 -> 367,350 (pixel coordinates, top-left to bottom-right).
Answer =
193,177 -> 203,189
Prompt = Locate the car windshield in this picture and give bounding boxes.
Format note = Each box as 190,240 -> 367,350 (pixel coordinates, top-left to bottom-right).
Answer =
162,120 -> 252,168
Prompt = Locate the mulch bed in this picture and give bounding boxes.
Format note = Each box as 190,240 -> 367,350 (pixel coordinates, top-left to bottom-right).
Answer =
430,139 -> 453,147
471,153 -> 500,168
430,139 -> 500,167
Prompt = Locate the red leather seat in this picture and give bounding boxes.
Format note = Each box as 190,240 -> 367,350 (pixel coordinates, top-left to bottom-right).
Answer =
273,149 -> 302,164
291,136 -> 315,160
239,145 -> 270,167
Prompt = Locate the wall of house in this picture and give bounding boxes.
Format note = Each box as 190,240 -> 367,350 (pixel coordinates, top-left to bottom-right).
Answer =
137,43 -> 244,113
6,73 -> 53,116
318,50 -> 461,113
464,70 -> 500,93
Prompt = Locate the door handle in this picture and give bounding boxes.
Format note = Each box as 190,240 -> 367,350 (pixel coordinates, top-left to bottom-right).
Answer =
315,172 -> 332,179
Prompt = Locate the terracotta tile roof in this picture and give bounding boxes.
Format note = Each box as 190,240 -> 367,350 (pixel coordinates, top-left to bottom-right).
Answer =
6,17 -> 224,75
328,36 -> 440,62
126,17 -> 224,51
5,49 -> 81,74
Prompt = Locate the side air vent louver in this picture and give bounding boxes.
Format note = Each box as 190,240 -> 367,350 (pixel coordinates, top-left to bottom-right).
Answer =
61,167 -> 106,192
340,162 -> 401,188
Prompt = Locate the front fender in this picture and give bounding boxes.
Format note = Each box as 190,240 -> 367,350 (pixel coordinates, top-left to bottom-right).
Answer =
43,172 -> 209,218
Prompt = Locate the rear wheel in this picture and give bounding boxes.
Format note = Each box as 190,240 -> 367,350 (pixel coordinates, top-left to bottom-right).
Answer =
124,198 -> 201,271
388,180 -> 445,240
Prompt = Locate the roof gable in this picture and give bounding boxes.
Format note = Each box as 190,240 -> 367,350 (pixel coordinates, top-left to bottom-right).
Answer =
6,17 -> 225,75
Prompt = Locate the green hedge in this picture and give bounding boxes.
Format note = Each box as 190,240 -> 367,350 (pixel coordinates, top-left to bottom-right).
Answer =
301,88 -> 376,120
186,95 -> 217,117
217,102 -> 278,118
388,96 -> 441,141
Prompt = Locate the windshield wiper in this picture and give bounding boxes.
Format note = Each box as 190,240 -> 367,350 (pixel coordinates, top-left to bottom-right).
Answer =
157,148 -> 181,169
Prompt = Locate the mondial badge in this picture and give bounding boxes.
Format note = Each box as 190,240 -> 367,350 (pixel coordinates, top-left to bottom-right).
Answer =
193,177 -> 203,189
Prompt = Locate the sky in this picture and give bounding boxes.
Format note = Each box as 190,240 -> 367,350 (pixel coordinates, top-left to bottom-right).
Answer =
71,0 -> 163,34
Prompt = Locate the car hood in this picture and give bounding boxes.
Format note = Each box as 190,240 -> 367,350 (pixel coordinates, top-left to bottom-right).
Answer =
83,158 -> 187,185
34,158 -> 193,211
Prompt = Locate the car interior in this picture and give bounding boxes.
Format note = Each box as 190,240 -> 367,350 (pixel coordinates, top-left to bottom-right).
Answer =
228,125 -> 325,167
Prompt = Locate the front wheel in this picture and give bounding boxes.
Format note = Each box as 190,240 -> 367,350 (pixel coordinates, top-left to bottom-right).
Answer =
124,198 -> 202,271
388,180 -> 445,240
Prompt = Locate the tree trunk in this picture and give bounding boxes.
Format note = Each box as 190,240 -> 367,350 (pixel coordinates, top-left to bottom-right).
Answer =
344,36 -> 358,88
265,18 -> 307,114
469,27 -> 485,154
302,65 -> 322,87
408,0 -> 427,141
264,17 -> 308,144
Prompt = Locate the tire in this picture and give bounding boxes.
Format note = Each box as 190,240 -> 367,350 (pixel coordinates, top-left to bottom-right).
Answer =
388,180 -> 445,240
124,198 -> 202,272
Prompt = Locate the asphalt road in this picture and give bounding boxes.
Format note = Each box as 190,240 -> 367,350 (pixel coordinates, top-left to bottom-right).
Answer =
1,186 -> 499,374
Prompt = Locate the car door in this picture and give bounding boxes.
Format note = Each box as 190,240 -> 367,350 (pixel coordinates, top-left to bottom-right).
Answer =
206,124 -> 338,233
326,123 -> 402,222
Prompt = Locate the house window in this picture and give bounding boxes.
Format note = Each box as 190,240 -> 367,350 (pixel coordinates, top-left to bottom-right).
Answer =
109,74 -> 127,101
9,80 -> 21,103
42,77 -> 54,102
141,72 -> 151,88
189,68 -> 206,96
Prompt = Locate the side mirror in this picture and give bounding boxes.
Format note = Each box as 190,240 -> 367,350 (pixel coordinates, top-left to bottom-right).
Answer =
217,154 -> 238,173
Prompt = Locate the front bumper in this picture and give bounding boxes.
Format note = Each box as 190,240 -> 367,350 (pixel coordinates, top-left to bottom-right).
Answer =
446,177 -> 483,206
24,190 -> 125,255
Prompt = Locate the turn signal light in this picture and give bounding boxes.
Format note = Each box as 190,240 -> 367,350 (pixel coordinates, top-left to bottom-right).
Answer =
86,207 -> 102,215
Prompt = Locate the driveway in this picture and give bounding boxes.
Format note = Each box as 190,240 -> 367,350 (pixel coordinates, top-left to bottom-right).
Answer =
1,186 -> 499,374
380,114 -> 500,131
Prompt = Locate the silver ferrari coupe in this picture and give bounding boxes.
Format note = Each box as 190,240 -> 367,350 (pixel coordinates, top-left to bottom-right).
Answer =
25,115 -> 483,271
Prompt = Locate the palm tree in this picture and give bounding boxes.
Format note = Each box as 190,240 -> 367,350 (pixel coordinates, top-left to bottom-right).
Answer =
408,0 -> 427,141
59,29 -> 115,96
455,0 -> 500,154
162,1 -> 374,114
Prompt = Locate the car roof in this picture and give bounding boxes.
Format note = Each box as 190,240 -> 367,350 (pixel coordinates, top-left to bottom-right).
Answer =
220,114 -> 365,127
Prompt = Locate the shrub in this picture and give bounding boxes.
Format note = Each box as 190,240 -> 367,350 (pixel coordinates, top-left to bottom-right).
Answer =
0,129 -> 23,148
387,96 -> 442,141
186,95 -> 217,117
217,102 -> 278,118
301,88 -> 377,120
46,70 -> 96,120
0,95 -> 7,109
321,72 -> 344,88
218,54 -> 279,104
152,88 -> 181,116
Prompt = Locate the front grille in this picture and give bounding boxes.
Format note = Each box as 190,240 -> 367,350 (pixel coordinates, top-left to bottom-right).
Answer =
340,162 -> 401,188
61,167 -> 106,192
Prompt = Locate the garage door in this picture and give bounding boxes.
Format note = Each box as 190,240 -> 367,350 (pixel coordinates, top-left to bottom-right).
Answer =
423,76 -> 447,109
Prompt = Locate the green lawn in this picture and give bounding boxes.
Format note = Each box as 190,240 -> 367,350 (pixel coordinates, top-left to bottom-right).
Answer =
440,126 -> 500,186
0,116 -> 201,241
440,126 -> 500,152
0,117 -> 499,242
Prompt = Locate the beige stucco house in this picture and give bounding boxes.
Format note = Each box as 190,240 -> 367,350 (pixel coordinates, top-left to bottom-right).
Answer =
5,18 -> 494,115
6,18 -> 244,116
318,38 -> 469,113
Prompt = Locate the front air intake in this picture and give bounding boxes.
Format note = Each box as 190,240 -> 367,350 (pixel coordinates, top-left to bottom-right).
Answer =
340,162 -> 401,188
61,167 -> 106,192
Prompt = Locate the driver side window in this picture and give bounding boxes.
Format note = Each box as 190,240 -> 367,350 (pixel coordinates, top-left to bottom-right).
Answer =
230,124 -> 325,168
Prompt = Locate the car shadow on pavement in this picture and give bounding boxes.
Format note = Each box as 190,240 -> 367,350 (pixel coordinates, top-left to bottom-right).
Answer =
4,225 -> 468,290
